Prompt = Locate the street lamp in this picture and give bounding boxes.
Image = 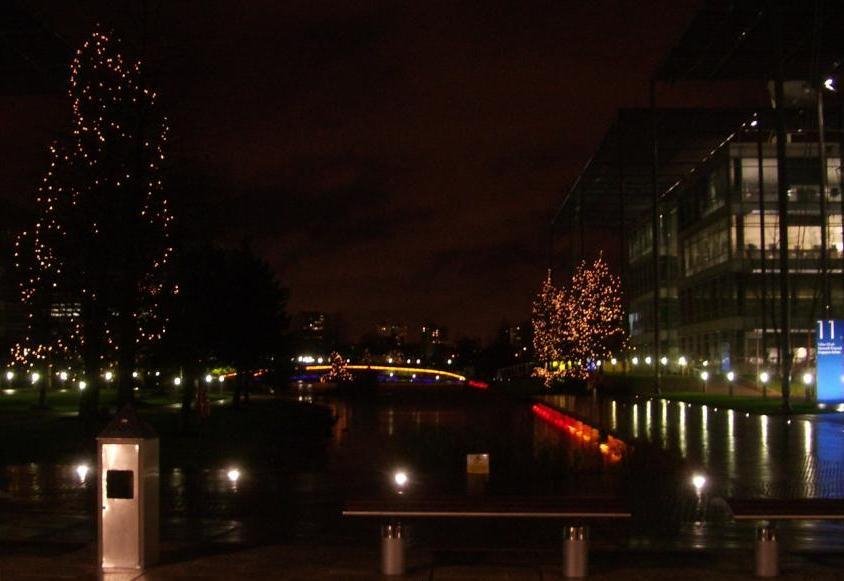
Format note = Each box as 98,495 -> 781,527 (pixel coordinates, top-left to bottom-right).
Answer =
78,380 -> 87,391
645,356 -> 652,365
660,356 -> 668,366
173,376 -> 182,387
5,370 -> 14,383
802,372 -> 814,400
205,374 -> 213,384
726,370 -> 735,397
104,371 -> 114,382
59,371 -> 68,382
700,370 -> 709,393
759,371 -> 770,398
632,356 -> 639,366
31,372 -> 41,385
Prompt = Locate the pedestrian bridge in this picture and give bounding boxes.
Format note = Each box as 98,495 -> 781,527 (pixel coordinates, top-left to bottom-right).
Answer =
303,364 -> 466,383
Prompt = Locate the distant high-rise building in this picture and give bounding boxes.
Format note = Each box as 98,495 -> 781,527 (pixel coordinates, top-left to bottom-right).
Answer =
376,321 -> 408,345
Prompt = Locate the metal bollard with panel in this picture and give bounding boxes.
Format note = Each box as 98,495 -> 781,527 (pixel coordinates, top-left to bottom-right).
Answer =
97,405 -> 160,573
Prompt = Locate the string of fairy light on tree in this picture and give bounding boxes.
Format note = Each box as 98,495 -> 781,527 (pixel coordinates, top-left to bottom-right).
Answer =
532,256 -> 625,386
11,30 -> 174,372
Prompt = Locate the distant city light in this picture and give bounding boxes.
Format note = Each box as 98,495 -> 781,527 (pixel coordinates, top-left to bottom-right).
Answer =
447,358 -> 453,365
610,358 -> 617,365
416,359 -> 421,365
218,375 -> 225,383
702,360 -> 709,367
227,468 -> 240,484
154,371 -> 160,377
750,119 -> 758,127
59,371 -> 68,382
204,374 -> 213,384
104,371 -> 114,382
678,356 -> 687,367
316,357 -> 324,364
132,371 -> 139,379
387,358 -> 393,364
691,473 -> 706,493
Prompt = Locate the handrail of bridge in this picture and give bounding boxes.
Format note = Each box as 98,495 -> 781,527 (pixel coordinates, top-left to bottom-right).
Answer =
304,364 -> 466,382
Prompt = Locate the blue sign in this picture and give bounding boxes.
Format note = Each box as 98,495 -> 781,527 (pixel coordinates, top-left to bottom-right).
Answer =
816,320 -> 844,402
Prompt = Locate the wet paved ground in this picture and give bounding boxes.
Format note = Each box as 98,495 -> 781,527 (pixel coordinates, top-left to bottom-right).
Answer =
5,540 -> 844,579
3,388 -> 844,577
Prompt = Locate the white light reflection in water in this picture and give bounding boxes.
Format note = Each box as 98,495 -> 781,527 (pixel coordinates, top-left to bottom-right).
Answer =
701,405 -> 709,465
632,403 -> 639,439
804,420 -> 813,456
645,399 -> 652,441
660,399 -> 668,447
679,402 -> 687,457
610,400 -> 617,431
760,415 -> 770,485
727,409 -> 736,490
803,420 -> 815,496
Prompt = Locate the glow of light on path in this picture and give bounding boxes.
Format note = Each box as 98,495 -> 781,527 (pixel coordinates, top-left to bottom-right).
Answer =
75,464 -> 89,484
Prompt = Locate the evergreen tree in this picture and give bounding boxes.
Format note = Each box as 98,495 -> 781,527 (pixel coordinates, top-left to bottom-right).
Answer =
324,351 -> 352,383
13,30 -> 173,419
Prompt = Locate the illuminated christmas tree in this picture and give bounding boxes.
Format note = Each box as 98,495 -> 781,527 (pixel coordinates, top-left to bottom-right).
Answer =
563,255 -> 625,379
323,351 -> 352,383
13,30 -> 173,417
531,270 -> 566,386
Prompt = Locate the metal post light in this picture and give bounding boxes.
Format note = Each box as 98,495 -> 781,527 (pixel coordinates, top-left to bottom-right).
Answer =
700,370 -> 709,393
802,372 -> 814,401
759,371 -> 770,398
726,370 -> 735,397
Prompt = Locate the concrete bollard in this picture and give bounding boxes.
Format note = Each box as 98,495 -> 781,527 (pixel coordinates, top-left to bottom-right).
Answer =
381,522 -> 406,576
755,524 -> 778,577
563,525 -> 589,578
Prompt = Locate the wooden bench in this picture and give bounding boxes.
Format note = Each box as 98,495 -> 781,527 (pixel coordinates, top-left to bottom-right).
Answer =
343,497 -> 631,577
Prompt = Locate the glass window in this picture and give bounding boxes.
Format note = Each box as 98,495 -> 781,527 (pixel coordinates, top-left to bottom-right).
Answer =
683,219 -> 730,276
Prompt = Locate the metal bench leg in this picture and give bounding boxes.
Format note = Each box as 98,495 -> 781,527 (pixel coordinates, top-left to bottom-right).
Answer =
755,524 -> 778,577
381,521 -> 406,576
563,525 -> 589,578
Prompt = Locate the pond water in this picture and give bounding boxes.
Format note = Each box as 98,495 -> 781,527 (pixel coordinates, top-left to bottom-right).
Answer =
2,387 -> 844,551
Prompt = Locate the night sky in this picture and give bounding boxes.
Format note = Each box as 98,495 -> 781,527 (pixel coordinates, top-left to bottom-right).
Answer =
2,0 -> 748,340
